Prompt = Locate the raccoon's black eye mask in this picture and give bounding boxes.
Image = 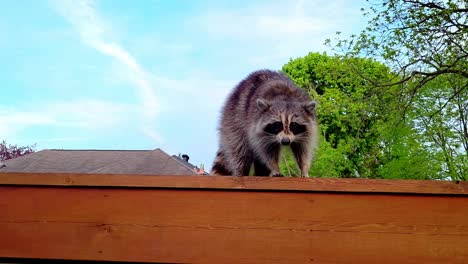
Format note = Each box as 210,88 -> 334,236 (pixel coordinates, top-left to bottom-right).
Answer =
264,121 -> 283,134
290,122 -> 307,135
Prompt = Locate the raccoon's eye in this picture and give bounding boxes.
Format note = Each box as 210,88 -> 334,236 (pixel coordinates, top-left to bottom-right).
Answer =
264,122 -> 283,135
290,122 -> 307,135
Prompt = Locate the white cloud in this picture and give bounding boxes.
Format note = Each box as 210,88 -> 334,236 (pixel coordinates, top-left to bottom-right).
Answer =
0,100 -> 137,140
45,100 -> 138,129
199,0 -> 361,38
0,111 -> 56,126
0,110 -> 56,139
194,0 -> 365,67
38,137 -> 87,142
199,7 -> 321,39
50,0 -> 160,138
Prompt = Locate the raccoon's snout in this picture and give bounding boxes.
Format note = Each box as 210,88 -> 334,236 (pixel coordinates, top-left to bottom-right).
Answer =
281,138 -> 291,145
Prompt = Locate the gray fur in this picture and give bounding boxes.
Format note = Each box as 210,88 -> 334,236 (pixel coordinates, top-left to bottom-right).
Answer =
211,70 -> 318,177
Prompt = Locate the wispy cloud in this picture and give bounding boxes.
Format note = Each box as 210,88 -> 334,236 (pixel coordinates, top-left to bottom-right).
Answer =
45,100 -> 138,129
50,0 -> 161,140
194,0 -> 364,67
0,100 -> 136,141
198,2 -> 321,38
0,109 -> 56,139
38,137 -> 87,143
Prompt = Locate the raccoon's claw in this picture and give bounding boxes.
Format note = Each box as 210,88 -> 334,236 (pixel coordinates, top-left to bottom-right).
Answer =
271,173 -> 284,177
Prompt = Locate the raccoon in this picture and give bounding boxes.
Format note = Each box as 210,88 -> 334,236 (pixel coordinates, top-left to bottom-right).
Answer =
211,69 -> 318,177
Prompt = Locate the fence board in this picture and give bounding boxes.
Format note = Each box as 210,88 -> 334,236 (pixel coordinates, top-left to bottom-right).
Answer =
0,172 -> 467,195
0,173 -> 467,263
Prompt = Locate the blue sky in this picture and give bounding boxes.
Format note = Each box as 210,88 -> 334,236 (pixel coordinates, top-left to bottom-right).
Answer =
1,0 -> 367,169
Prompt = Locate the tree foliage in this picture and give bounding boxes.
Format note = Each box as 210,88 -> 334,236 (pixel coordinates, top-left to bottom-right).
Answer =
336,0 -> 467,88
320,0 -> 468,180
279,1 -> 467,180
280,52 -> 436,179
409,75 -> 467,180
0,140 -> 36,162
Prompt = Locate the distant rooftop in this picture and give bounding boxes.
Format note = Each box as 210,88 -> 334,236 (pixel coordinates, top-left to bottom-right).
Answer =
0,149 -> 197,176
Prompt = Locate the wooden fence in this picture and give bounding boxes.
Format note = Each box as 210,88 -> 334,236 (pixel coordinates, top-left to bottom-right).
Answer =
0,172 -> 467,263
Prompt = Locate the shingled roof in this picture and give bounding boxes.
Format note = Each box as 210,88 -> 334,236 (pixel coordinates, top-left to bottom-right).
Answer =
0,149 -> 197,175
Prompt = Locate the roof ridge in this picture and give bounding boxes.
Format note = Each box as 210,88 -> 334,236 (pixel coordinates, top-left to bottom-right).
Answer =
154,149 -> 195,173
170,154 -> 197,172
133,149 -> 195,175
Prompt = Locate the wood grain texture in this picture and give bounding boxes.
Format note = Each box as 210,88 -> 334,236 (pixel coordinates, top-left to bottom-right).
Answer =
0,172 -> 467,195
1,184 -> 467,263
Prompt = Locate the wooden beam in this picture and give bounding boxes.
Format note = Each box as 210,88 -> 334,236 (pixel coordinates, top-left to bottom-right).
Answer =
0,172 -> 467,263
0,172 -> 467,195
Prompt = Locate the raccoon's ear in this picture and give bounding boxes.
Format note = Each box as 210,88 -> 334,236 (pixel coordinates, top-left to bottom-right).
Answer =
303,101 -> 317,114
256,99 -> 271,111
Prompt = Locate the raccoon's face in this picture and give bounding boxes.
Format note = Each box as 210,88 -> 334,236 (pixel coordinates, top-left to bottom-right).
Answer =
256,99 -> 316,145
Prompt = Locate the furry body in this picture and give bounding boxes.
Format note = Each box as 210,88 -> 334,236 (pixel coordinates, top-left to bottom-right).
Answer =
212,70 -> 318,177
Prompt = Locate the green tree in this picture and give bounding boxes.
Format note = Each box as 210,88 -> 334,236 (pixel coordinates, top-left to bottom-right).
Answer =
328,0 -> 467,180
280,52 -> 435,179
409,75 -> 467,180
335,1 -> 467,104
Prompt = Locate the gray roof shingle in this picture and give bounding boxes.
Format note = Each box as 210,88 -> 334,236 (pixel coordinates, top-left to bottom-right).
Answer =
0,149 -> 197,175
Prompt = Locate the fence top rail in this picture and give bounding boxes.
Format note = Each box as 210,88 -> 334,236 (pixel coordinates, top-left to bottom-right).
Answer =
0,172 -> 466,195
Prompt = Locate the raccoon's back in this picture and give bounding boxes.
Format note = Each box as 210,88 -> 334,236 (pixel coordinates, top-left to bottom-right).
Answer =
220,70 -> 294,124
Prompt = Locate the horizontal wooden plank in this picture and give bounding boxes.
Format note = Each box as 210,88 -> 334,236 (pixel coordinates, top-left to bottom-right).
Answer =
1,222 -> 466,264
1,186 -> 467,263
0,172 -> 467,195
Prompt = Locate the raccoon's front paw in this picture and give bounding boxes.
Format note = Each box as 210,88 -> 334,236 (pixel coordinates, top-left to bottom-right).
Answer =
271,173 -> 284,177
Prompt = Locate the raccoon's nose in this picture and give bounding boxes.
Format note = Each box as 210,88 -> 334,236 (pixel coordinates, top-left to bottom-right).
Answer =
281,138 -> 291,145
